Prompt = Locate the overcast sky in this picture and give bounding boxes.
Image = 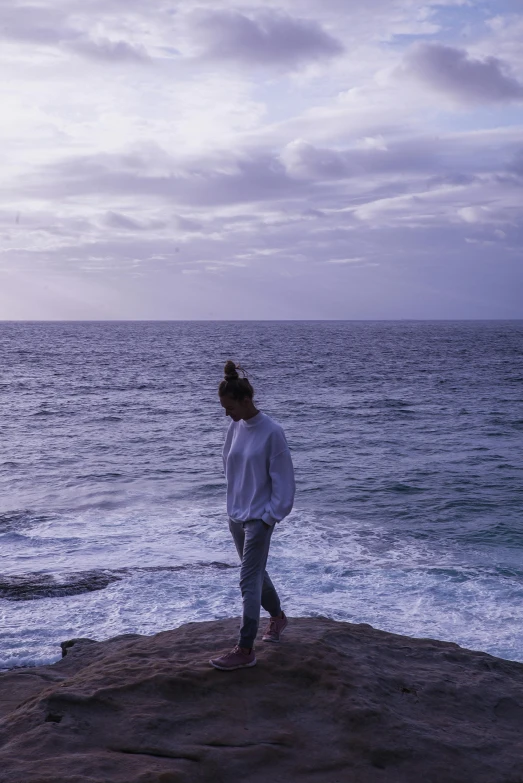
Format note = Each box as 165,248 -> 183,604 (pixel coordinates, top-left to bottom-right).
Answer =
1,0 -> 522,319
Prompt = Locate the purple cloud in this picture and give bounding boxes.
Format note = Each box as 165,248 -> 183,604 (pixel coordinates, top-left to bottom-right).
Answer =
0,4 -> 63,45
71,37 -> 148,62
0,3 -> 147,62
103,211 -> 168,231
28,150 -> 299,207
24,129 -> 521,218
508,148 -> 523,177
281,140 -> 353,179
401,42 -> 523,104
173,215 -> 204,233
188,9 -> 344,66
104,211 -> 146,231
280,136 -> 490,183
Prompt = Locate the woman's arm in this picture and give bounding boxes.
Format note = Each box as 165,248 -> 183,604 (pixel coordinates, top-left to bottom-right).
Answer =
261,448 -> 295,526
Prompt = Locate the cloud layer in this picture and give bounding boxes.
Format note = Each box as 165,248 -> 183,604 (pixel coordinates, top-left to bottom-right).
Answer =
0,0 -> 522,319
0,3 -> 148,61
402,42 -> 523,104
188,9 -> 344,66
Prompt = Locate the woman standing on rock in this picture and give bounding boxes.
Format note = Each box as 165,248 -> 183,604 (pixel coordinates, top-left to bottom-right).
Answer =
210,360 -> 295,671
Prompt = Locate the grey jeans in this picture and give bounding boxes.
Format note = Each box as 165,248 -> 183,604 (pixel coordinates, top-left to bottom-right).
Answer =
228,517 -> 282,649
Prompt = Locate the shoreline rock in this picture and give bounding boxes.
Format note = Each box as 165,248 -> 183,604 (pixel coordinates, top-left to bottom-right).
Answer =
1,617 -> 522,782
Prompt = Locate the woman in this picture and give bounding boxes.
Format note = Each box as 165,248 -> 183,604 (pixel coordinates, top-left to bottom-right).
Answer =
209,360 -> 296,671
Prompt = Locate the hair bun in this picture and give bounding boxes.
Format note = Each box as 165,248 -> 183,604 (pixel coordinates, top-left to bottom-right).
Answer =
224,359 -> 239,381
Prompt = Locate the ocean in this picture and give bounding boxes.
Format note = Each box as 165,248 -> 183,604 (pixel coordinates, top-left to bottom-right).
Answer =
0,320 -> 522,669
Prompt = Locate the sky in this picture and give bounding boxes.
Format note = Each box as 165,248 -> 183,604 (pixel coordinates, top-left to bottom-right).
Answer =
1,0 -> 522,319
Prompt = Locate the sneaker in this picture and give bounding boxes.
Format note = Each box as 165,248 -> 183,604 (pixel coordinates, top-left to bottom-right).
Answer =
262,611 -> 288,643
209,645 -> 257,671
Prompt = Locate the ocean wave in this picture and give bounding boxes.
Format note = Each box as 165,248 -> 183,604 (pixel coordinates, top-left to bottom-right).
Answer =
386,483 -> 426,494
0,532 -> 84,547
453,523 -> 523,548
366,398 -> 413,409
0,510 -> 54,534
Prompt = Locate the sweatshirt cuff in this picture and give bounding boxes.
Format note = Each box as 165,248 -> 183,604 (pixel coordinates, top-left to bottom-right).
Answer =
261,510 -> 277,526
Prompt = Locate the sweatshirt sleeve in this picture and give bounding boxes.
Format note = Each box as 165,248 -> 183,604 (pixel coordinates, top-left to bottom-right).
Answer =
261,447 -> 296,526
222,423 -> 233,477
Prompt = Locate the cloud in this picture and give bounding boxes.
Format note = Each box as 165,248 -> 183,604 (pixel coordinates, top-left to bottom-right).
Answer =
69,37 -> 148,63
28,148 -> 299,207
400,42 -> 523,104
458,203 -> 520,227
173,215 -> 204,233
458,206 -> 489,224
0,4 -> 65,46
0,3 -> 148,62
281,139 -> 352,179
508,148 -> 523,177
104,211 -> 149,231
279,133 -> 486,183
325,256 -> 365,264
20,126 -> 523,228
187,9 -> 344,67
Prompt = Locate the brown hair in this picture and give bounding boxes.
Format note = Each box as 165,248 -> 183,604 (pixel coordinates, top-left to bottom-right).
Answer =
218,360 -> 254,401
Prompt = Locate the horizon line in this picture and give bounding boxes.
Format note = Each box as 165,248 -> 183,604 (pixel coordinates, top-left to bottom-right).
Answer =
0,318 -> 522,324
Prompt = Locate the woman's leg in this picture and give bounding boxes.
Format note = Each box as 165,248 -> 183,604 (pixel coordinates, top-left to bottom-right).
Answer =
261,571 -> 281,618
228,518 -> 280,648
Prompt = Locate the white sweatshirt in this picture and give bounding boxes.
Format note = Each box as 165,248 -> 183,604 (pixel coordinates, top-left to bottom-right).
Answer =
222,411 -> 295,526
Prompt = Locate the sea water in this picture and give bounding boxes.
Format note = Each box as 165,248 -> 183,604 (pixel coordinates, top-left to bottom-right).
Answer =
0,320 -> 522,669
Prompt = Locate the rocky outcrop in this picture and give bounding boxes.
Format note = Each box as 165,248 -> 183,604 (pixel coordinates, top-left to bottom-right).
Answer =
0,617 -> 522,783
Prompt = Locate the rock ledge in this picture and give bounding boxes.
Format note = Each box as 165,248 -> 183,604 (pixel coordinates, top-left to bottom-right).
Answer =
1,617 -> 522,783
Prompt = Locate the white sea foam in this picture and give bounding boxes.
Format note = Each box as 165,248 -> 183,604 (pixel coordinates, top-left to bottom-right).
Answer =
1,504 -> 522,669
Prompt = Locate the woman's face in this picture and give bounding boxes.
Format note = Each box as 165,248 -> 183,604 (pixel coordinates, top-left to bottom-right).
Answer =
220,395 -> 249,421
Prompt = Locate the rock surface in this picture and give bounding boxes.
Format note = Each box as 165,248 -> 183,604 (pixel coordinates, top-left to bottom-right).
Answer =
0,617 -> 522,783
